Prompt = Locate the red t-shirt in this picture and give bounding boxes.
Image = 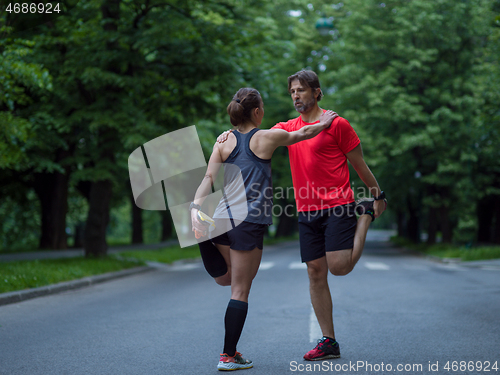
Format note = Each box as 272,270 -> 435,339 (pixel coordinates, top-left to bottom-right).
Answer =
272,114 -> 360,212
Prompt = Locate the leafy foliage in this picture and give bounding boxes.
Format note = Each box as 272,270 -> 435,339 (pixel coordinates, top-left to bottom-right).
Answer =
1,0 -> 499,250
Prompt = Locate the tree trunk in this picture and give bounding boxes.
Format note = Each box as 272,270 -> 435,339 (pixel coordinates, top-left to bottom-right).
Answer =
427,207 -> 438,245
33,171 -> 69,249
493,196 -> 500,244
161,211 -> 173,241
84,180 -> 113,257
440,206 -> 453,243
397,211 -> 406,238
82,0 -> 120,258
131,194 -> 143,244
406,198 -> 420,243
477,196 -> 494,243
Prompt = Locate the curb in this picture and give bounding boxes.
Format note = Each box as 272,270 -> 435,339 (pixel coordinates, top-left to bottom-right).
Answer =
0,266 -> 155,307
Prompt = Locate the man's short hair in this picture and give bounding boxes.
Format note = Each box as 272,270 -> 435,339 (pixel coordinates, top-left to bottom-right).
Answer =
287,70 -> 323,102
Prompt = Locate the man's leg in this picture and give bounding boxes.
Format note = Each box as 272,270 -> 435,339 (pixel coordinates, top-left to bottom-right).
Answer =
327,198 -> 389,275
299,211 -> 341,360
304,255 -> 341,361
327,214 -> 371,276
306,256 -> 335,340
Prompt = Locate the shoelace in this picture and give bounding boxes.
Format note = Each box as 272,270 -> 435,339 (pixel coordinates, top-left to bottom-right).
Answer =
317,338 -> 335,351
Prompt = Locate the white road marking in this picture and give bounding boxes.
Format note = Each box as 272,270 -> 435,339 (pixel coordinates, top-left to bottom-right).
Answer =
168,263 -> 201,271
309,306 -> 322,343
289,262 -> 307,270
259,262 -> 275,270
364,262 -> 390,270
146,261 -> 201,271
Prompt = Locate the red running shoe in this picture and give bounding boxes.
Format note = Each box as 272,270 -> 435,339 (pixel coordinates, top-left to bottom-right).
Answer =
303,337 -> 341,361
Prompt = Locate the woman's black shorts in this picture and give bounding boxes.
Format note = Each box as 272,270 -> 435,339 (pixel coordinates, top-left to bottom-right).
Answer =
211,220 -> 267,251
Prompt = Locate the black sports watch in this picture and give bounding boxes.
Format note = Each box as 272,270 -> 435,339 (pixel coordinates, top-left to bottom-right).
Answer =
189,202 -> 201,211
373,191 -> 386,201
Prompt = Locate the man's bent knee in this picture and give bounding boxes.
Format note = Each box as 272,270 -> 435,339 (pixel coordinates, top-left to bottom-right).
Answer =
328,263 -> 353,276
215,272 -> 231,286
326,249 -> 355,276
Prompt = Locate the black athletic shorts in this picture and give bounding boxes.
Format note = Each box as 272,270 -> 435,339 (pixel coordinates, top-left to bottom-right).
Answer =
211,220 -> 267,251
298,202 -> 357,263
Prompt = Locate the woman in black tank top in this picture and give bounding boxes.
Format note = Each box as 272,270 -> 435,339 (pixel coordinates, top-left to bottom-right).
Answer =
189,88 -> 337,371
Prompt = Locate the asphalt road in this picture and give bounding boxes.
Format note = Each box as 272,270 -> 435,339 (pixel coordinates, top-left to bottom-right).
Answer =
1,236 -> 499,375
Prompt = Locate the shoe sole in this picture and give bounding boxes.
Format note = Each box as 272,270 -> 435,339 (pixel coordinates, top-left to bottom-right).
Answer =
304,354 -> 341,361
217,362 -> 253,371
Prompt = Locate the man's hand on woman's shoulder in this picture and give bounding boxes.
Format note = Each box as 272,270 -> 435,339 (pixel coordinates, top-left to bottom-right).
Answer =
217,129 -> 233,143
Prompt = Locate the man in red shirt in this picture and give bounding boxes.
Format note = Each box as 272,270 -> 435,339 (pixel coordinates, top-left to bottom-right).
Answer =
271,70 -> 386,361
218,70 -> 386,361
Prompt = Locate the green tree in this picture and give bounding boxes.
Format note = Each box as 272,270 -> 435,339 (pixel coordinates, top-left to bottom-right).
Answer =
314,0 -> 497,243
1,0 -> 319,253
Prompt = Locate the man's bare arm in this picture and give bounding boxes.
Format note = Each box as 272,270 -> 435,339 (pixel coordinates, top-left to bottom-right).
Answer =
266,111 -> 337,147
346,144 -> 386,218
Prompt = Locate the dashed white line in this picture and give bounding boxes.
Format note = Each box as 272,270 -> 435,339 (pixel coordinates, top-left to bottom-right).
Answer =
259,262 -> 275,270
364,262 -> 390,270
289,262 -> 307,270
168,263 -> 201,271
147,261 -> 201,271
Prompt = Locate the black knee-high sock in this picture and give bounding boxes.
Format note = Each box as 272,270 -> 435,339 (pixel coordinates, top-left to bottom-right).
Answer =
198,240 -> 227,278
223,299 -> 248,357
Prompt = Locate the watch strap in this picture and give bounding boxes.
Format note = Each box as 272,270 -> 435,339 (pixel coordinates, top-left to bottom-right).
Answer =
189,202 -> 201,211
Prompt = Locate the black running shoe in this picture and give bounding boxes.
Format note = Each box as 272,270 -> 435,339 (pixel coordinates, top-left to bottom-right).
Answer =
355,198 -> 387,222
303,337 -> 340,361
355,198 -> 376,221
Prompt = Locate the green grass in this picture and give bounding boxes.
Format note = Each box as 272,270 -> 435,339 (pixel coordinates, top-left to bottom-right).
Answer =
391,236 -> 500,261
0,256 -> 144,294
424,245 -> 500,261
0,236 -> 301,294
119,245 -> 201,264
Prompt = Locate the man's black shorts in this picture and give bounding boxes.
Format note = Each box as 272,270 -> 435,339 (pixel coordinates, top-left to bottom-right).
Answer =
298,202 -> 357,263
211,220 -> 267,251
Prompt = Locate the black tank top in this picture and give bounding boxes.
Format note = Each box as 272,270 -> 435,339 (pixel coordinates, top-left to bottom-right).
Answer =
213,128 -> 273,225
